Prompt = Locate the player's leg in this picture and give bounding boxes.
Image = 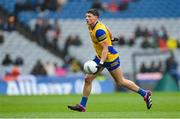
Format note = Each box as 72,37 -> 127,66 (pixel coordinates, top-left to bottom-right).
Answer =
68,67 -> 104,112
82,74 -> 96,96
80,74 -> 96,108
110,67 -> 140,91
109,67 -> 152,109
67,74 -> 95,112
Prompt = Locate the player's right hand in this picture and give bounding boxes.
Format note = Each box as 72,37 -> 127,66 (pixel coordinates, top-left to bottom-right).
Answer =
93,62 -> 104,75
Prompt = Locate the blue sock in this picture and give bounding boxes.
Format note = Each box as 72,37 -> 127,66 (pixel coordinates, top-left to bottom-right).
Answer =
137,88 -> 147,97
80,96 -> 88,107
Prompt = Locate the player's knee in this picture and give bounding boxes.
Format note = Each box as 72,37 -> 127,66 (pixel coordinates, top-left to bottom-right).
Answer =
84,77 -> 93,84
117,81 -> 123,86
116,78 -> 125,86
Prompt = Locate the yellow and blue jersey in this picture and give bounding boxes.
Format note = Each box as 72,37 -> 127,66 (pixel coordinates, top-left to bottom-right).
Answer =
88,21 -> 120,71
88,21 -> 119,62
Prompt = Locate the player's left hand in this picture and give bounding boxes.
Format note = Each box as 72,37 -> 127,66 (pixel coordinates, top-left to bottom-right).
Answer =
111,37 -> 119,42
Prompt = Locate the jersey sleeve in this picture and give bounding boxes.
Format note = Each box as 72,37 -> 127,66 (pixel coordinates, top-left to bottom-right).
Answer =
95,29 -> 107,42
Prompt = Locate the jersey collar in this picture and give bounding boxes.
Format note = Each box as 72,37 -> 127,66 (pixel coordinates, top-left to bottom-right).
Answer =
91,20 -> 99,30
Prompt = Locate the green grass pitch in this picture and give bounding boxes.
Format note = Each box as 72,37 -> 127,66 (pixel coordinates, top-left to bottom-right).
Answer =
0,92 -> 180,118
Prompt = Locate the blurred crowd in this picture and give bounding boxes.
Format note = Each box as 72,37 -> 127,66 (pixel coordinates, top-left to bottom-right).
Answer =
140,60 -> 163,74
0,16 -> 16,32
14,0 -> 139,14
1,54 -> 24,81
33,18 -> 61,49
0,16 -> 16,45
91,0 -> 141,13
139,52 -> 179,86
33,17 -> 82,54
113,25 -> 180,51
31,56 -> 82,76
1,17 -> 179,81
1,53 -> 83,81
0,0 -> 179,84
15,0 -> 67,15
134,26 -> 180,51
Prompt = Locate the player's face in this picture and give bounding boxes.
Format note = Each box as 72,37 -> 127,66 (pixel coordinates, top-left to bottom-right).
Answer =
86,13 -> 98,26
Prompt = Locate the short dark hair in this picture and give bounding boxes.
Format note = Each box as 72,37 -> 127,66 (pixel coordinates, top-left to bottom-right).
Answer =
86,9 -> 99,18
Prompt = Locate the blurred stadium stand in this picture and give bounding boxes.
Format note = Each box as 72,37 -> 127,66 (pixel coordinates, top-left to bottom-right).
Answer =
0,31 -> 63,76
0,0 -> 179,20
0,0 -> 180,83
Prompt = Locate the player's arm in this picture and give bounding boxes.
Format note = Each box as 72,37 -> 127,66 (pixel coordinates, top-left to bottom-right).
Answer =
106,26 -> 112,39
93,39 -> 108,74
93,29 -> 108,74
99,40 -> 108,63
95,29 -> 108,66
106,26 -> 119,42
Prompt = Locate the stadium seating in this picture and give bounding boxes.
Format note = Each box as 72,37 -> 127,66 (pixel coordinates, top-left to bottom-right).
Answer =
0,31 -> 63,76
27,14 -> 180,73
0,0 -> 180,75
1,0 -> 179,23
53,18 -> 179,73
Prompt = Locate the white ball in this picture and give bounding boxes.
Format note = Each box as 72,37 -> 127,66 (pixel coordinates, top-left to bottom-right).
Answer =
83,60 -> 98,74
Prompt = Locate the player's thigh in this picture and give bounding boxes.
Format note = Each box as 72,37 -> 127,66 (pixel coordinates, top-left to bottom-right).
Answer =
109,67 -> 124,83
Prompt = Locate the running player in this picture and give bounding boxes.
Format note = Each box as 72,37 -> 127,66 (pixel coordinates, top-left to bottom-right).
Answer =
68,9 -> 152,112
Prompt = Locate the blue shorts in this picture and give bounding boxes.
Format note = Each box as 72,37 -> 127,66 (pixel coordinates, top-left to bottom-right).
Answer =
93,56 -> 120,71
